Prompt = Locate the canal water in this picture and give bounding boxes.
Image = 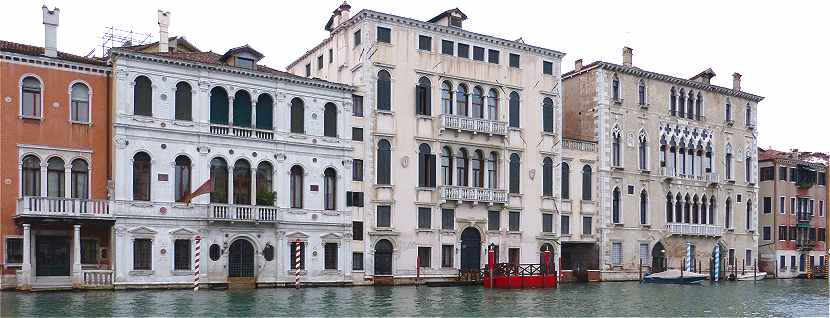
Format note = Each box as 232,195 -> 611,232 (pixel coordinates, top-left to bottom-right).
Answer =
1,280 -> 827,317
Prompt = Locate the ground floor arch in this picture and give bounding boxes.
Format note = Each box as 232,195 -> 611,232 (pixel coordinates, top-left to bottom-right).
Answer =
651,242 -> 666,273
374,239 -> 393,275
228,238 -> 255,277
460,227 -> 482,271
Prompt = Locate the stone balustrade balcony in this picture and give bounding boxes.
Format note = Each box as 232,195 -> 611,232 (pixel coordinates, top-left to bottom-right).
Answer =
440,114 -> 507,136
209,124 -> 274,140
16,197 -> 111,219
665,223 -> 723,237
209,204 -> 279,222
439,185 -> 508,204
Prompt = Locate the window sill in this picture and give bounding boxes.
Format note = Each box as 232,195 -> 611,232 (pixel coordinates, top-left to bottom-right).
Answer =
612,166 -> 624,171
20,115 -> 42,121
640,169 -> 651,174
509,193 -> 523,198
172,270 -> 194,276
131,116 -> 154,123
560,234 -> 571,238
541,195 -> 556,200
70,120 -> 92,126
129,270 -> 154,276
639,103 -> 649,109
4,264 -> 22,269
376,110 -> 394,115
508,127 -> 523,132
640,224 -> 651,228
542,132 -> 557,137
415,187 -> 435,192
507,231 -> 522,235
374,184 -> 394,189
173,121 -> 194,127
286,269 -> 308,275
415,115 -> 433,120
416,229 -> 434,233
487,230 -> 500,235
613,223 -> 624,227
440,229 -> 456,235
613,99 -> 623,105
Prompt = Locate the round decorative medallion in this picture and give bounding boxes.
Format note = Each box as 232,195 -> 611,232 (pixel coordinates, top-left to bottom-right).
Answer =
313,158 -> 317,163
160,93 -> 167,101
160,144 -> 167,149
4,97 -> 11,103
229,149 -> 234,155
52,102 -> 59,108
311,113 -> 317,119
160,248 -> 166,255
160,207 -> 167,214
312,214 -> 319,220
252,152 -> 257,157
160,122 -> 166,128
401,156 -> 409,168
4,178 -> 11,185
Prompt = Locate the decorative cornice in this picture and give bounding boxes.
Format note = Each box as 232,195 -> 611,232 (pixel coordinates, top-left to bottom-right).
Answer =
1,51 -> 111,74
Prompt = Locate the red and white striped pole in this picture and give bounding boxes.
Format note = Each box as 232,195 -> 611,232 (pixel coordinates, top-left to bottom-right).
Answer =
193,235 -> 201,291
294,239 -> 301,289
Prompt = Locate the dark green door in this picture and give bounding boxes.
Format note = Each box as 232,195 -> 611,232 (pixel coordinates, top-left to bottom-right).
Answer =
36,236 -> 70,276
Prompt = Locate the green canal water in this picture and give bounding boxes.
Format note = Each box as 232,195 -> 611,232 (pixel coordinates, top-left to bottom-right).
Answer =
1,280 -> 827,317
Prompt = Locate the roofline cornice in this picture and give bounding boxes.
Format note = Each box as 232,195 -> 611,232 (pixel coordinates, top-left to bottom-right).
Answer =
563,61 -> 764,103
0,51 -> 111,74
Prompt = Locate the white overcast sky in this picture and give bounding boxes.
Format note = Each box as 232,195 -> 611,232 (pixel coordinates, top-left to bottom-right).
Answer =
3,0 -> 827,152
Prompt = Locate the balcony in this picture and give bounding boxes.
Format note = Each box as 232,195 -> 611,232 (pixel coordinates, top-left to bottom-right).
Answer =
81,270 -> 113,289
209,204 -> 279,222
439,185 -> 508,204
665,223 -> 723,237
797,212 -> 811,223
16,197 -> 111,219
209,124 -> 274,140
562,138 -> 598,152
796,239 -> 816,251
440,115 -> 507,136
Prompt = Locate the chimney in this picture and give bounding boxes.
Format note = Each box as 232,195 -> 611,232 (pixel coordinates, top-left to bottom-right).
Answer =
574,59 -> 583,71
622,47 -> 633,67
157,10 -> 171,53
732,72 -> 742,91
42,6 -> 59,58
339,1 -> 351,22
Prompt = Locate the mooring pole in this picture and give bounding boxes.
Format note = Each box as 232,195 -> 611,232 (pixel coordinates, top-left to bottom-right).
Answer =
544,249 -> 551,288
193,235 -> 201,291
488,243 -> 495,289
639,259 -> 642,283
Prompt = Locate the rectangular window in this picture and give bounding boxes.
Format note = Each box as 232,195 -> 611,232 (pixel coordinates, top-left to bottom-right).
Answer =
352,94 -> 364,117
81,239 -> 98,265
582,216 -> 592,235
779,226 -> 786,241
377,26 -> 391,43
780,197 -> 786,214
442,209 -> 454,230
820,201 -> 824,217
745,250 -> 752,266
329,48 -> 333,63
473,46 -> 485,61
352,221 -> 363,241
779,166 -> 788,181
611,242 -> 623,266
639,243 -> 649,263
418,35 -> 432,51
542,213 -> 553,233
818,228 -> 826,242
133,239 -> 152,270
763,197 -> 772,214
819,172 -> 826,185
760,167 -> 774,181
237,57 -> 255,69
317,55 -> 324,69
509,53 -> 520,68
791,255 -> 796,269
560,215 -> 569,235
304,64 -> 311,77
174,239 -> 190,270
351,127 -> 363,141
789,167 -> 797,182
789,226 -> 796,240
324,243 -> 338,270
377,205 -> 391,227
5,238 -> 22,264
728,248 -> 735,266
352,252 -> 364,270
780,255 -> 786,269
488,49 -> 500,64
488,211 -> 500,231
354,29 -> 362,46
457,43 -> 470,58
508,248 -> 520,265
809,228 -> 817,241
418,246 -> 431,267
509,211 -> 520,231
418,207 -> 431,229
791,197 -> 796,214
442,40 -> 454,55
352,159 -> 363,181
762,226 -> 771,241
290,242 -> 306,269
441,245 -> 454,267
543,61 -> 553,75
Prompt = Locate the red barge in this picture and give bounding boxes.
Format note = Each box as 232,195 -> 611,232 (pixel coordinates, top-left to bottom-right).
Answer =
482,244 -> 558,289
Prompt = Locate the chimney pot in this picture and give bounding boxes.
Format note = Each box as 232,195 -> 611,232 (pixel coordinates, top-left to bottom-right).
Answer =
574,59 -> 583,71
157,10 -> 171,53
732,72 -> 742,91
339,1 -> 351,22
42,6 -> 60,58
622,47 -> 633,67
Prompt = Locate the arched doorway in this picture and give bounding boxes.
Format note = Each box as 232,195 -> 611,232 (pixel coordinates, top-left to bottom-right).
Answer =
540,243 -> 555,274
711,242 -> 727,281
460,227 -> 482,272
651,242 -> 666,273
228,239 -> 255,277
374,239 -> 393,276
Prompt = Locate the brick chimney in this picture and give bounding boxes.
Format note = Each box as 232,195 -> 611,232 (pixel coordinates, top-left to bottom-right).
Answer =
574,59 -> 583,71
42,6 -> 59,58
732,72 -> 742,91
158,10 -> 171,53
622,47 -> 633,67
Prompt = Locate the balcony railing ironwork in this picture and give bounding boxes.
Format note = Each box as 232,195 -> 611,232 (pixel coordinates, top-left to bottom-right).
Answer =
665,223 -> 723,236
441,115 -> 508,136
17,197 -> 110,218
439,185 -> 508,204
210,204 -> 279,222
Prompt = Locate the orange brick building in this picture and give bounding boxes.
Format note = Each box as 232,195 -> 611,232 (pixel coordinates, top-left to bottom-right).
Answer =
0,7 -> 112,290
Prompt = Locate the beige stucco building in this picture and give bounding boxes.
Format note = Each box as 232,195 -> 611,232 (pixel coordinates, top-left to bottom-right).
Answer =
561,48 -> 764,281
287,5 -> 564,284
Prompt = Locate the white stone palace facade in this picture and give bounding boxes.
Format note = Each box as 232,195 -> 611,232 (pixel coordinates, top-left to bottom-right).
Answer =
287,6 -> 564,283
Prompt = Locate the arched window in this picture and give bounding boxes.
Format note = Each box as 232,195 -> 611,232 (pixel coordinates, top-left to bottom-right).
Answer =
612,128 -> 621,167
457,148 -> 469,186
692,195 -> 699,224
542,157 -> 553,196
582,165 -> 592,201
256,94 -> 274,130
70,159 -> 89,199
638,130 -> 648,170
487,152 -> 498,189
700,195 -> 708,224
471,86 -> 484,118
725,98 -> 732,122
745,103 -> 752,127
561,162 -> 570,200
174,156 -> 191,203
324,168 -> 337,210
441,146 -> 453,186
418,144 -> 436,188
256,162 -> 274,206
666,192 -> 673,223
542,97 -> 554,133
686,91 -> 694,120
725,197 -> 732,229
416,77 -> 431,115
695,92 -> 702,120
669,87 -> 677,116
290,97 -> 305,134
745,199 -> 752,230
133,152 -> 151,201
133,76 -> 153,116
612,74 -> 620,101
679,142 -> 687,175
745,151 -> 752,183
377,70 -> 391,111
509,153 -> 521,194
210,158 -> 229,203
174,82 -> 192,121
47,157 -> 65,197
709,196 -> 716,225
233,159 -> 251,205
638,79 -> 646,105
233,90 -> 252,127
290,165 -> 304,208
678,88 -> 685,118
377,140 -> 391,185
509,91 -> 520,128
675,193 -> 683,223
22,155 -> 41,196
70,82 -> 91,123
472,150 -> 485,187
456,84 -> 468,116
210,87 -> 229,125
21,76 -> 42,118
684,194 -> 691,223
725,144 -> 733,180
324,102 -> 338,137
487,88 -> 499,121
612,187 -> 621,224
440,81 -> 454,115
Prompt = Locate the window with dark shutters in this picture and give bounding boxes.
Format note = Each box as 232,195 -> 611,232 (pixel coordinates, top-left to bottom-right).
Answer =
377,140 -> 391,184
509,53 -> 520,68
352,94 -> 364,117
175,82 -> 192,121
418,207 -> 431,229
561,162 -> 570,200
133,239 -> 152,270
324,103 -> 337,137
416,77 -> 431,115
488,211 -> 500,231
442,40 -> 454,55
509,153 -> 520,194
543,157 -> 553,196
543,61 -> 553,75
377,70 -> 391,111
353,252 -> 364,270
582,165 -> 592,200
290,98 -> 304,133
488,49 -> 500,64
377,27 -> 391,43
133,76 -> 153,116
256,94 -> 273,130
418,35 -> 431,51
458,43 -> 469,58
418,144 -> 436,188
377,205 -> 391,227
352,159 -> 363,181
133,152 -> 151,201
210,87 -> 229,124
542,213 -> 553,233
509,91 -> 520,128
473,46 -> 485,61
233,90 -> 252,128
542,97 -> 554,133
352,127 -> 363,141
442,209 -> 454,230
352,222 -> 363,241
174,239 -> 191,270
324,243 -> 338,270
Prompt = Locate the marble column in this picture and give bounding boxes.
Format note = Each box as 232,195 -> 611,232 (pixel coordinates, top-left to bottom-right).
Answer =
72,224 -> 82,287
20,224 -> 32,290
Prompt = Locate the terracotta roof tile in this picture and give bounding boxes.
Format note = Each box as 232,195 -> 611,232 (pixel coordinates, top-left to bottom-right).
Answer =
0,40 -> 107,66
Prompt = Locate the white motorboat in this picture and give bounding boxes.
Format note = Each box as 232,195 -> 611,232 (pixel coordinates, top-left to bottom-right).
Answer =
736,272 -> 767,281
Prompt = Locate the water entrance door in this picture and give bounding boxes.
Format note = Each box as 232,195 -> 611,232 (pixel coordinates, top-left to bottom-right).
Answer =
374,239 -> 393,275
35,236 -> 70,276
460,227 -> 481,271
228,239 -> 255,277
